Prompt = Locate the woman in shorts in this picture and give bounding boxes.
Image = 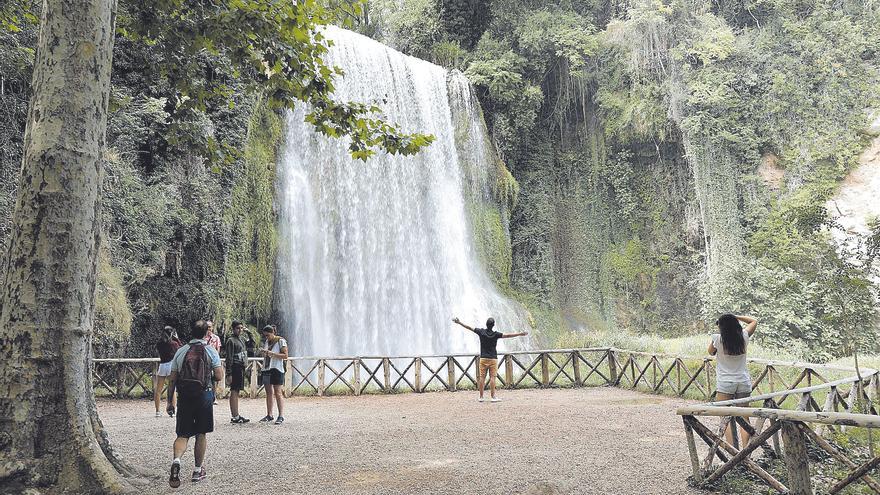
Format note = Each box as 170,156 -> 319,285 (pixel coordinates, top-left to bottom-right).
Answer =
708,314 -> 758,445
259,325 -> 288,425
155,326 -> 183,417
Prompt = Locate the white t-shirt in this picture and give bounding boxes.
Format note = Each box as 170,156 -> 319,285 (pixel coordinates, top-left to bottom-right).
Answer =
263,337 -> 288,372
711,330 -> 750,383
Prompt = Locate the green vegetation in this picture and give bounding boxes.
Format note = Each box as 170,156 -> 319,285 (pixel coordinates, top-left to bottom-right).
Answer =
0,0 -> 434,356
2,0 -> 879,364
211,99 -> 282,326
371,0 -> 880,361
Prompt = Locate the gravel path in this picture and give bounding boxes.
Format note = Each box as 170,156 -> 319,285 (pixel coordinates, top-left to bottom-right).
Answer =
99,387 -> 701,494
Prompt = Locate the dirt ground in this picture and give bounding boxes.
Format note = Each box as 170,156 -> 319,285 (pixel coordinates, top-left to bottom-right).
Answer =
98,387 -> 701,494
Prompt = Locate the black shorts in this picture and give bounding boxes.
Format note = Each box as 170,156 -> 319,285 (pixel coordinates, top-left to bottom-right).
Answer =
229,363 -> 246,391
176,390 -> 214,438
263,368 -> 284,386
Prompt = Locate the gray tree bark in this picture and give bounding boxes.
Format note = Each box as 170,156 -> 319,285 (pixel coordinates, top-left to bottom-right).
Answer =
0,0 -> 131,492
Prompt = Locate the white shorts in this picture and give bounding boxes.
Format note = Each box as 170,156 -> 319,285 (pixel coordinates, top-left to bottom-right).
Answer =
157,361 -> 173,377
716,380 -> 751,398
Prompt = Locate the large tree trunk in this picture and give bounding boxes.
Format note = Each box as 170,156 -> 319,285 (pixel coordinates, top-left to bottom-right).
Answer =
0,1 -> 129,492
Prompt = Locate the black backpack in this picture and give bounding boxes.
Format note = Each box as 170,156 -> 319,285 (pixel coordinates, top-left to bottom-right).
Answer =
177,342 -> 211,397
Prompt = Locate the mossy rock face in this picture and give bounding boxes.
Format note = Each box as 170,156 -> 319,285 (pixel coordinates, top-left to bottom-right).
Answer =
208,97 -> 283,328
94,244 -> 134,357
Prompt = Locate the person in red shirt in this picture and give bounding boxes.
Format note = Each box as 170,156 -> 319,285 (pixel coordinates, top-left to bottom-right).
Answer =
205,321 -> 222,405
205,320 -> 222,353
155,326 -> 183,417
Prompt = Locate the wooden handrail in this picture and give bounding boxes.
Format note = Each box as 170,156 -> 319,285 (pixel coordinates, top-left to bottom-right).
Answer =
93,347 -> 614,363
677,405 -> 880,428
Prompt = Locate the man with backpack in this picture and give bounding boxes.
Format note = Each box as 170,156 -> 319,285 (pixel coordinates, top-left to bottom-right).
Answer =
168,320 -> 223,488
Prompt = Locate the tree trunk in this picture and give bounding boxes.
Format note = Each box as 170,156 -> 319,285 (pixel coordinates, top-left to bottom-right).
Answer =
0,0 -> 127,492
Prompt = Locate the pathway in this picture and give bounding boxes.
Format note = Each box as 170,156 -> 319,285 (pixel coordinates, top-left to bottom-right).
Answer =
99,387 -> 701,494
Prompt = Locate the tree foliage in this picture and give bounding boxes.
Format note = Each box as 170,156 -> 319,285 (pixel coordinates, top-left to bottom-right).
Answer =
376,0 -> 880,359
117,0 -> 433,162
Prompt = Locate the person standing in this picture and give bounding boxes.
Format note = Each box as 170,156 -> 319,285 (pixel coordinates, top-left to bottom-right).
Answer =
205,320 -> 222,353
259,325 -> 288,425
155,326 -> 183,417
708,314 -> 758,447
168,320 -> 223,487
452,317 -> 528,402
205,320 -> 221,405
243,329 -> 256,358
224,321 -> 250,424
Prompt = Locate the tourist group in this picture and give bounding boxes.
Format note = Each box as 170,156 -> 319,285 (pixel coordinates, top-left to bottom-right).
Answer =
154,312 -> 755,488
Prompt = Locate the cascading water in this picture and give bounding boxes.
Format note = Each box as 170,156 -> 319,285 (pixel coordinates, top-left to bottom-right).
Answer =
275,27 -> 529,358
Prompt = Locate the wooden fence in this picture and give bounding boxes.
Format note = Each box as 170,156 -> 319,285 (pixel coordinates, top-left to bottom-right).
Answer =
94,347 -> 859,402
677,362 -> 880,494
93,348 -> 617,399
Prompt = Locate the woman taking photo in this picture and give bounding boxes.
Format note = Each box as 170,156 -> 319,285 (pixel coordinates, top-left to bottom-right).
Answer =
259,325 -> 288,425
708,314 -> 758,446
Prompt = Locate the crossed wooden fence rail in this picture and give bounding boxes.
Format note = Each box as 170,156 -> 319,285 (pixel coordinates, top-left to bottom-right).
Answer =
677,361 -> 880,495
93,347 -> 616,399
94,347 -> 880,493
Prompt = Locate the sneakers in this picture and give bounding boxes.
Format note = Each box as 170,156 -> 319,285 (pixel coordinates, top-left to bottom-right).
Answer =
259,415 -> 274,423
478,397 -> 485,402
274,416 -> 285,425
155,411 -> 162,417
231,416 -> 251,424
166,406 -> 175,417
490,397 -> 502,403
168,462 -> 181,488
191,467 -> 207,482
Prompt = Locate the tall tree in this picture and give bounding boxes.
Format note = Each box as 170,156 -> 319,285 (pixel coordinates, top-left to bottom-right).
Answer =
0,0 -> 127,491
0,0 -> 433,491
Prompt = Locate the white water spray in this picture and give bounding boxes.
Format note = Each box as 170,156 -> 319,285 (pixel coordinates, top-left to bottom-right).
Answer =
275,28 -> 528,357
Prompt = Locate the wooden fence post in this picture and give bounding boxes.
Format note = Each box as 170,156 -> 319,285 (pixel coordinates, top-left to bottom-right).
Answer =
572,351 -> 582,386
153,362 -> 159,397
769,366 -> 775,393
353,358 -> 361,396
447,357 -> 455,392
505,355 -> 513,389
318,359 -> 326,396
284,359 -> 294,397
414,358 -> 422,392
249,361 -> 258,398
683,416 -> 702,483
781,421 -> 813,495
383,358 -> 391,392
116,365 -> 125,399
607,349 -> 618,386
705,359 -> 713,400
676,359 -> 682,396
541,353 -> 550,387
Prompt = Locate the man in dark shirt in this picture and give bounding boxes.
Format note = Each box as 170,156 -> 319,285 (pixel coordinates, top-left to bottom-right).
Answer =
224,321 -> 250,424
452,316 -> 528,402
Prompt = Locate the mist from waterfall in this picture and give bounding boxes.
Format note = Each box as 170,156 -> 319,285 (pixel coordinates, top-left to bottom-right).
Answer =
275,27 -> 528,358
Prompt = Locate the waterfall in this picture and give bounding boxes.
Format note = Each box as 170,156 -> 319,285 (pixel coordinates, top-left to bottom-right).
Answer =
275,27 -> 528,357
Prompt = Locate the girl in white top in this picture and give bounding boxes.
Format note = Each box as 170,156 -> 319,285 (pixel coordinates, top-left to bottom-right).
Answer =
708,314 -> 758,446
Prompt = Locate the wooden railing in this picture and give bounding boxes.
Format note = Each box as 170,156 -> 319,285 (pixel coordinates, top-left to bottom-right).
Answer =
93,348 -> 617,399
677,361 -> 880,494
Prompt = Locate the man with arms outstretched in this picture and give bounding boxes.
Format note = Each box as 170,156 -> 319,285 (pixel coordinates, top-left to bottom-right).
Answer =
452,316 -> 528,402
